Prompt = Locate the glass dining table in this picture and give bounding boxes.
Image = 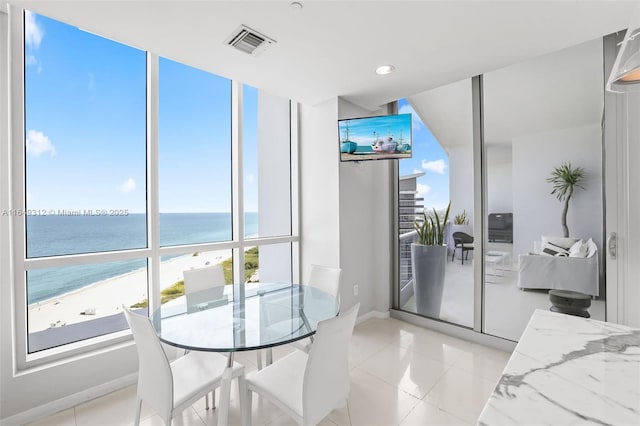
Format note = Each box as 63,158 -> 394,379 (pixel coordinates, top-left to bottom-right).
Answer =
151,282 -> 340,425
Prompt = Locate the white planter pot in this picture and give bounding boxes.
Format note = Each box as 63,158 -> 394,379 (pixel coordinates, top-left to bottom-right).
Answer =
410,243 -> 447,318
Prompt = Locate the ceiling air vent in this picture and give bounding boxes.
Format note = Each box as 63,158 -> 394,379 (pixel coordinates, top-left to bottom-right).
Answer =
226,25 -> 276,56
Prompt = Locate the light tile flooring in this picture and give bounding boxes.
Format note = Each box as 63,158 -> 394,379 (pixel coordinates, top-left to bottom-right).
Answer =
28,317 -> 511,426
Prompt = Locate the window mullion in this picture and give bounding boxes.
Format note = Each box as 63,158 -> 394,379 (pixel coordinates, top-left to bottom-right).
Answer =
147,52 -> 160,311
10,5 -> 29,369
232,81 -> 244,295
290,101 -> 300,283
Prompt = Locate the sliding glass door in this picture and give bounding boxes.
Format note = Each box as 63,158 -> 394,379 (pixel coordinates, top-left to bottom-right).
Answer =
396,36 -> 612,342
482,37 -> 606,340
397,79 -> 475,328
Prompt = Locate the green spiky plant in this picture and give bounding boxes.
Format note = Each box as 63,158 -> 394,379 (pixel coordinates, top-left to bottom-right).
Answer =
547,162 -> 585,238
414,202 -> 451,246
453,210 -> 469,225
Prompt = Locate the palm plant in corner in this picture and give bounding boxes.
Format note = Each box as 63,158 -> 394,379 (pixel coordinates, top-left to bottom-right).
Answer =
411,202 -> 450,318
547,162 -> 585,238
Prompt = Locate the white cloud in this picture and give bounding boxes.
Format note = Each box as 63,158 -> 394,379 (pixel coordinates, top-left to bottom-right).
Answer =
26,130 -> 56,156
26,55 -> 42,73
412,168 -> 423,175
398,103 -> 423,131
245,174 -> 255,184
417,182 -> 431,198
422,159 -> 448,175
26,192 -> 33,204
25,11 -> 44,50
120,178 -> 136,193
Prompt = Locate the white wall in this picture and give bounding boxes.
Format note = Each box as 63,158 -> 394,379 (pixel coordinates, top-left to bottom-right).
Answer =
512,125 -> 603,263
449,144 -> 474,228
298,96 -> 392,316
336,98 -> 391,315
624,93 -> 640,327
486,144 -> 513,214
298,99 -> 341,284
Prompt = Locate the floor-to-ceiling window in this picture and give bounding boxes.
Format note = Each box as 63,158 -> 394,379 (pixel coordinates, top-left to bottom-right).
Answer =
15,10 -> 297,363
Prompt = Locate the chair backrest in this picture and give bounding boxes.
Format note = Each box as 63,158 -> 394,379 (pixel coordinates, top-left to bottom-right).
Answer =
452,232 -> 473,244
123,306 -> 174,421
303,303 -> 359,425
307,264 -> 342,300
183,264 -> 226,294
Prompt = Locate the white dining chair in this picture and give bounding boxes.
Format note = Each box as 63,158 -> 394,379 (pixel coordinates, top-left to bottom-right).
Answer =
182,264 -> 226,408
123,306 -> 245,426
242,303 -> 359,426
183,263 -> 225,295
257,265 -> 342,369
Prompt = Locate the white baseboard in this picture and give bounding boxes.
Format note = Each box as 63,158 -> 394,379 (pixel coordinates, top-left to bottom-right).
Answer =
1,373 -> 137,425
356,310 -> 390,325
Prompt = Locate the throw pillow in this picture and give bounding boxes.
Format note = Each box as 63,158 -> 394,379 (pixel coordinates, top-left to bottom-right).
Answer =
541,236 -> 579,251
586,238 -> 597,258
569,239 -> 588,258
542,242 -> 570,257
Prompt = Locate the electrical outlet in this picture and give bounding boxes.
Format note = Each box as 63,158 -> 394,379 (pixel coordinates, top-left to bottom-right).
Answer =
353,284 -> 359,296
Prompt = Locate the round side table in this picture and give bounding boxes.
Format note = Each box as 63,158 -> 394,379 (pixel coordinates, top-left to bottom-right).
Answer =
548,289 -> 591,318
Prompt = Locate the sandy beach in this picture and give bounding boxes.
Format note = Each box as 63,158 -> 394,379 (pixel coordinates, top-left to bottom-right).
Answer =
28,249 -> 232,333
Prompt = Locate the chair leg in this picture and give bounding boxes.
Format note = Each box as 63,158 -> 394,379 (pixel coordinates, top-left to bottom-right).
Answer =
205,392 -> 209,410
256,350 -> 263,370
266,347 -> 273,366
239,377 -> 251,426
134,397 -> 142,426
211,389 -> 216,409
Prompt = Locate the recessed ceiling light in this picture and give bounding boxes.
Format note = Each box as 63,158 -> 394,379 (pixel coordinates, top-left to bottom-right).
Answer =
375,65 -> 395,75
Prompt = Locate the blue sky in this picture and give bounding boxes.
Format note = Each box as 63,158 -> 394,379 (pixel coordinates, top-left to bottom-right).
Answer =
24,11 -> 259,214
398,99 -> 450,211
24,11 -> 446,215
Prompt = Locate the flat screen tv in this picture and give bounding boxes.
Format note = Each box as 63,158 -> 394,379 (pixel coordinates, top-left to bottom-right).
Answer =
339,113 -> 412,161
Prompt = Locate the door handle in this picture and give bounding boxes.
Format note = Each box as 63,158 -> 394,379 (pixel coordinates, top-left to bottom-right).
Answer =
607,232 -> 617,260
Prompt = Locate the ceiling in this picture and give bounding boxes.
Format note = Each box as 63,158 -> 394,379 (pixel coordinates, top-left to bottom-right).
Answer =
408,37 -> 604,151
7,1 -> 637,111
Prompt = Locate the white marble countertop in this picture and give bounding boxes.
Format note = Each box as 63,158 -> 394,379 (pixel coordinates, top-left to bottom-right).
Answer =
478,309 -> 640,425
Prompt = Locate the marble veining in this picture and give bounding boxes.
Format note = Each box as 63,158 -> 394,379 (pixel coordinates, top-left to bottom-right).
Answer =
478,309 -> 640,425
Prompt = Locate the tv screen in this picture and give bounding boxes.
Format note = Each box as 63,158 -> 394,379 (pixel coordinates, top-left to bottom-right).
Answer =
339,113 -> 412,161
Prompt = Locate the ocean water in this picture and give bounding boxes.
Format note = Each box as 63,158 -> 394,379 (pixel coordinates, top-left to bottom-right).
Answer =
26,213 -> 258,304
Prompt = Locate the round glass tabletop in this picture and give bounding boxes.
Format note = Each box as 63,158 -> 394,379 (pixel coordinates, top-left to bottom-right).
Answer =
151,283 -> 339,352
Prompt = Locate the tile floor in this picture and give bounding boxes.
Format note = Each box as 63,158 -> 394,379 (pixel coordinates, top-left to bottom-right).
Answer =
27,317 -> 511,426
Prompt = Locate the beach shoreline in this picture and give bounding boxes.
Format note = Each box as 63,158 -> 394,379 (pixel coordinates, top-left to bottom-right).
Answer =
28,249 -> 232,332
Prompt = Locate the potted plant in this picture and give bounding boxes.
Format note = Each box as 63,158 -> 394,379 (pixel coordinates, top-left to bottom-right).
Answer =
411,202 -> 450,318
547,162 -> 585,237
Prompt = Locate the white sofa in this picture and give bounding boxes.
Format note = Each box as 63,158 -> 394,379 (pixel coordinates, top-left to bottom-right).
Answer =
517,237 -> 599,297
